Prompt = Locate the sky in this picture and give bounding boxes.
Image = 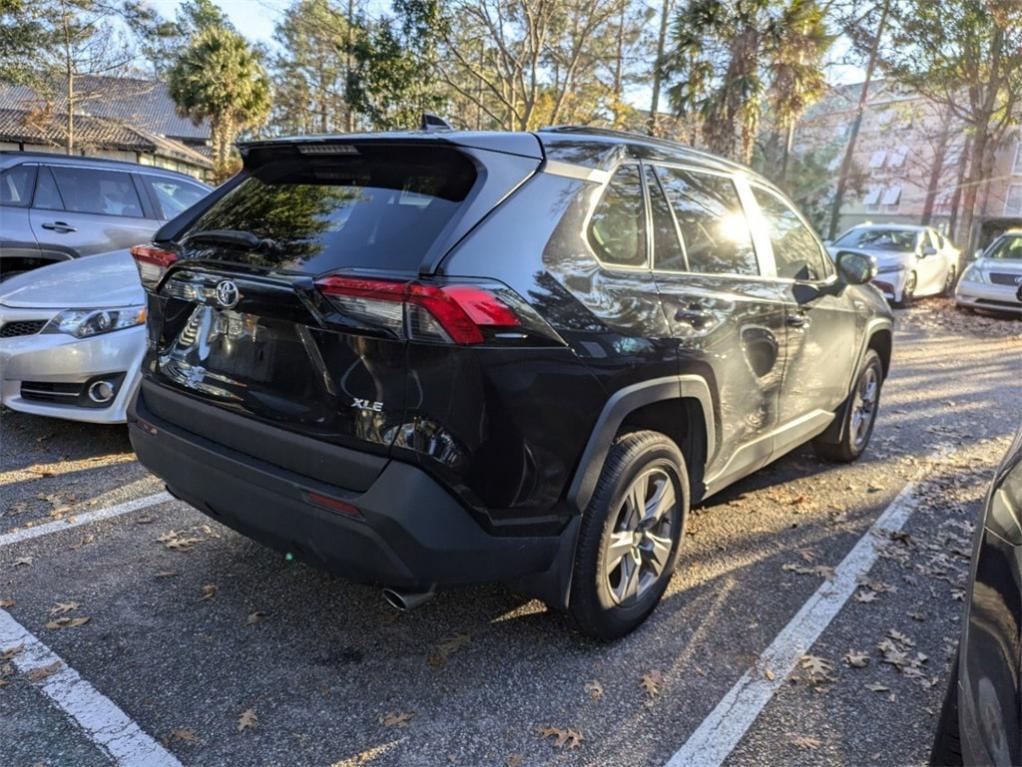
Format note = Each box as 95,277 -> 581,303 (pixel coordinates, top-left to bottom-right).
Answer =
144,0 -> 866,112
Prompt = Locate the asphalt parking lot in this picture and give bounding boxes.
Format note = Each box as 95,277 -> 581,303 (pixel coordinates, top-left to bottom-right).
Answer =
1,298 -> 1019,767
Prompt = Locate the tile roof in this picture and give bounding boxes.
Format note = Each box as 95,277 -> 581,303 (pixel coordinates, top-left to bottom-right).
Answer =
0,108 -> 212,169
0,76 -> 209,141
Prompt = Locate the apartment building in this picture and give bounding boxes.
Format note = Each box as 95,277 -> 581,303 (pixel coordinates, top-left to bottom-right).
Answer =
795,81 -> 1022,249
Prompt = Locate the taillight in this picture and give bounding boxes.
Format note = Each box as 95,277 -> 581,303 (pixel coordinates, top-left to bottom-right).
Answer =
131,244 -> 178,290
315,275 -> 541,345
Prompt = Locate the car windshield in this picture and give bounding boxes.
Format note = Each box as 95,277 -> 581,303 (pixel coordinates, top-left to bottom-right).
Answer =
985,235 -> 1022,260
834,228 -> 918,252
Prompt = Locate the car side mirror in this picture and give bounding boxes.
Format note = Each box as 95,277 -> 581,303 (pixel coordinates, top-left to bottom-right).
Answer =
835,250 -> 877,285
974,248 -> 985,261
921,245 -> 938,257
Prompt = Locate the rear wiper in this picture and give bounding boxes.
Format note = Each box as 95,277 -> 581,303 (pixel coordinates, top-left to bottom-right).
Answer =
185,229 -> 277,252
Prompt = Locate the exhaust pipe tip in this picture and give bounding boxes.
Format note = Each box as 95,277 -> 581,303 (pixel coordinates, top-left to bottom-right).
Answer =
382,585 -> 436,612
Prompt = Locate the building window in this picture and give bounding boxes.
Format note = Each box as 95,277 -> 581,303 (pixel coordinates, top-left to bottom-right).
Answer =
863,185 -> 883,206
888,147 -> 908,169
1013,141 -> 1022,175
882,186 -> 902,207
869,150 -> 887,170
1004,184 -> 1022,216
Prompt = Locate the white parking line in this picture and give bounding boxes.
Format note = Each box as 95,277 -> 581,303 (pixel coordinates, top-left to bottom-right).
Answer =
665,475 -> 931,767
0,491 -> 172,549
0,608 -> 182,766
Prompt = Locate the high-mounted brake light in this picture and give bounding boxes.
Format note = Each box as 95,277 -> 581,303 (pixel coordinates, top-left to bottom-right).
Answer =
315,276 -> 521,345
131,244 -> 178,290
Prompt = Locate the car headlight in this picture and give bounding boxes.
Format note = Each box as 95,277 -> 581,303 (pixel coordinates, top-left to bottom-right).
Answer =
959,264 -> 989,284
42,305 -> 147,338
876,264 -> 907,275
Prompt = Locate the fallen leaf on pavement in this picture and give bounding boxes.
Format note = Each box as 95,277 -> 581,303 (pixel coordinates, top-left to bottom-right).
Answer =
237,708 -> 257,732
246,611 -> 268,625
800,654 -> 836,684
1,644 -> 24,662
790,734 -> 822,750
199,584 -> 217,601
641,670 -> 663,699
865,682 -> 890,693
378,711 -> 415,728
585,680 -> 604,700
538,726 -> 583,749
45,616 -> 90,630
843,650 -> 869,668
0,598 -> 14,609
166,729 -> 200,744
155,571 -> 178,579
13,556 -> 32,567
427,633 -> 470,668
26,661 -> 63,683
49,601 -> 79,616
505,755 -> 523,767
854,589 -> 878,604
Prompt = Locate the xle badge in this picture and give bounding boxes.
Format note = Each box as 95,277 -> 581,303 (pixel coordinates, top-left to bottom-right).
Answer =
352,398 -> 384,412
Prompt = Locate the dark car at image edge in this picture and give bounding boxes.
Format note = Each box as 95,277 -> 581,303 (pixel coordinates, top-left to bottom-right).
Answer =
933,425 -> 1022,766
126,127 -> 893,638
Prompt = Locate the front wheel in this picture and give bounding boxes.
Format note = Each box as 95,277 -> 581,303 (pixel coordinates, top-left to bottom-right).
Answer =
894,272 -> 917,308
813,349 -> 884,462
569,431 -> 689,640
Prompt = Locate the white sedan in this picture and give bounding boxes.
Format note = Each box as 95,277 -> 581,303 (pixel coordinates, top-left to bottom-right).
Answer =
828,224 -> 959,307
956,230 -> 1022,316
0,250 -> 146,423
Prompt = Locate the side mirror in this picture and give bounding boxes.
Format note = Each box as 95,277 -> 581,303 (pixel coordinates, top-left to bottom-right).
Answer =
921,245 -> 938,257
974,248 -> 985,261
835,250 -> 877,285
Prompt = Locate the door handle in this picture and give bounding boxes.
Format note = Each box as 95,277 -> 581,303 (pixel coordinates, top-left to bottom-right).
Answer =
675,307 -> 714,327
41,221 -> 76,233
786,312 -> 811,329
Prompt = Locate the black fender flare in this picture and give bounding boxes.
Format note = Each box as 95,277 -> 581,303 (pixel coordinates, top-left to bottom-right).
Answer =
566,375 -> 716,513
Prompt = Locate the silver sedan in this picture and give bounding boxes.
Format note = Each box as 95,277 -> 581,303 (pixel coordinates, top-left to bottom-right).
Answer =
956,230 -> 1022,316
0,250 -> 146,423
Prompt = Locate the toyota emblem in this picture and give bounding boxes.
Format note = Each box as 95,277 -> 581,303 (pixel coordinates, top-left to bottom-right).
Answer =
214,280 -> 241,309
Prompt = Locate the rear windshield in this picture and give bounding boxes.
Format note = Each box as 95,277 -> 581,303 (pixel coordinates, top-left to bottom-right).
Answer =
183,145 -> 477,273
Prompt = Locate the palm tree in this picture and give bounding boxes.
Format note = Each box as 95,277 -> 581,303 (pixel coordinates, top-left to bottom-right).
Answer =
767,0 -> 833,185
668,0 -> 774,164
168,27 -> 272,181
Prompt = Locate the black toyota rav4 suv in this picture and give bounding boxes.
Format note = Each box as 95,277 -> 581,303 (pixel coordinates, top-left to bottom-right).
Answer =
128,128 -> 893,638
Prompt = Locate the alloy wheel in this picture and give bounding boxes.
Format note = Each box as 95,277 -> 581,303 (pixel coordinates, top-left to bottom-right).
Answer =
602,467 -> 678,606
850,365 -> 880,450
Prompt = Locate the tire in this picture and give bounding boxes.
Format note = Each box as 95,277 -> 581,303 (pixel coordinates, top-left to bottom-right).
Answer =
813,349 -> 884,463
894,271 -> 917,308
930,652 -> 963,766
569,430 -> 689,640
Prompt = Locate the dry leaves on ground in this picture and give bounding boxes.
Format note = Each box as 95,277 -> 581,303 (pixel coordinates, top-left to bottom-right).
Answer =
538,726 -> 584,749
790,734 -> 823,750
843,650 -> 869,669
427,632 -> 470,668
246,611 -> 268,625
800,654 -> 836,685
49,601 -> 79,616
584,680 -> 604,700
378,711 -> 415,728
199,584 -> 217,601
165,729 -> 201,745
13,556 -> 32,568
1,644 -> 24,663
782,562 -> 836,579
26,661 -> 63,683
237,708 -> 257,732
641,670 -> 663,700
45,616 -> 90,630
0,598 -> 14,609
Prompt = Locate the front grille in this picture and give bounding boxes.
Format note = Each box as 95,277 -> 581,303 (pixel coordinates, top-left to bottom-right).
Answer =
0,320 -> 46,338
989,272 -> 1022,286
20,381 -> 83,403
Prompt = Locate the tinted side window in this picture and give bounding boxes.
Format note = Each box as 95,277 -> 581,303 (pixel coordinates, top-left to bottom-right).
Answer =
657,167 -> 758,275
646,166 -> 686,271
588,165 -> 646,267
34,166 -> 64,210
0,165 -> 35,207
145,176 -> 208,219
753,187 -> 830,281
49,166 -> 143,217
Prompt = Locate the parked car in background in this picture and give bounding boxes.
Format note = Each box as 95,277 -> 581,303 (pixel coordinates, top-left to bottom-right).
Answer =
827,224 -> 958,307
127,127 -> 893,639
0,152 -> 210,280
0,250 -> 145,423
932,424 -> 1022,766
955,230 -> 1022,317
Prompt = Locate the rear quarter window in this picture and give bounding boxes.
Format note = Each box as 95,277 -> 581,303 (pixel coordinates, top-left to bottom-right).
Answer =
183,145 -> 477,274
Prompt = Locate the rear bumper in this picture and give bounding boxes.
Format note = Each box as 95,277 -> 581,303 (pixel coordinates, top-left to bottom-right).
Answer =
128,387 -> 568,591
